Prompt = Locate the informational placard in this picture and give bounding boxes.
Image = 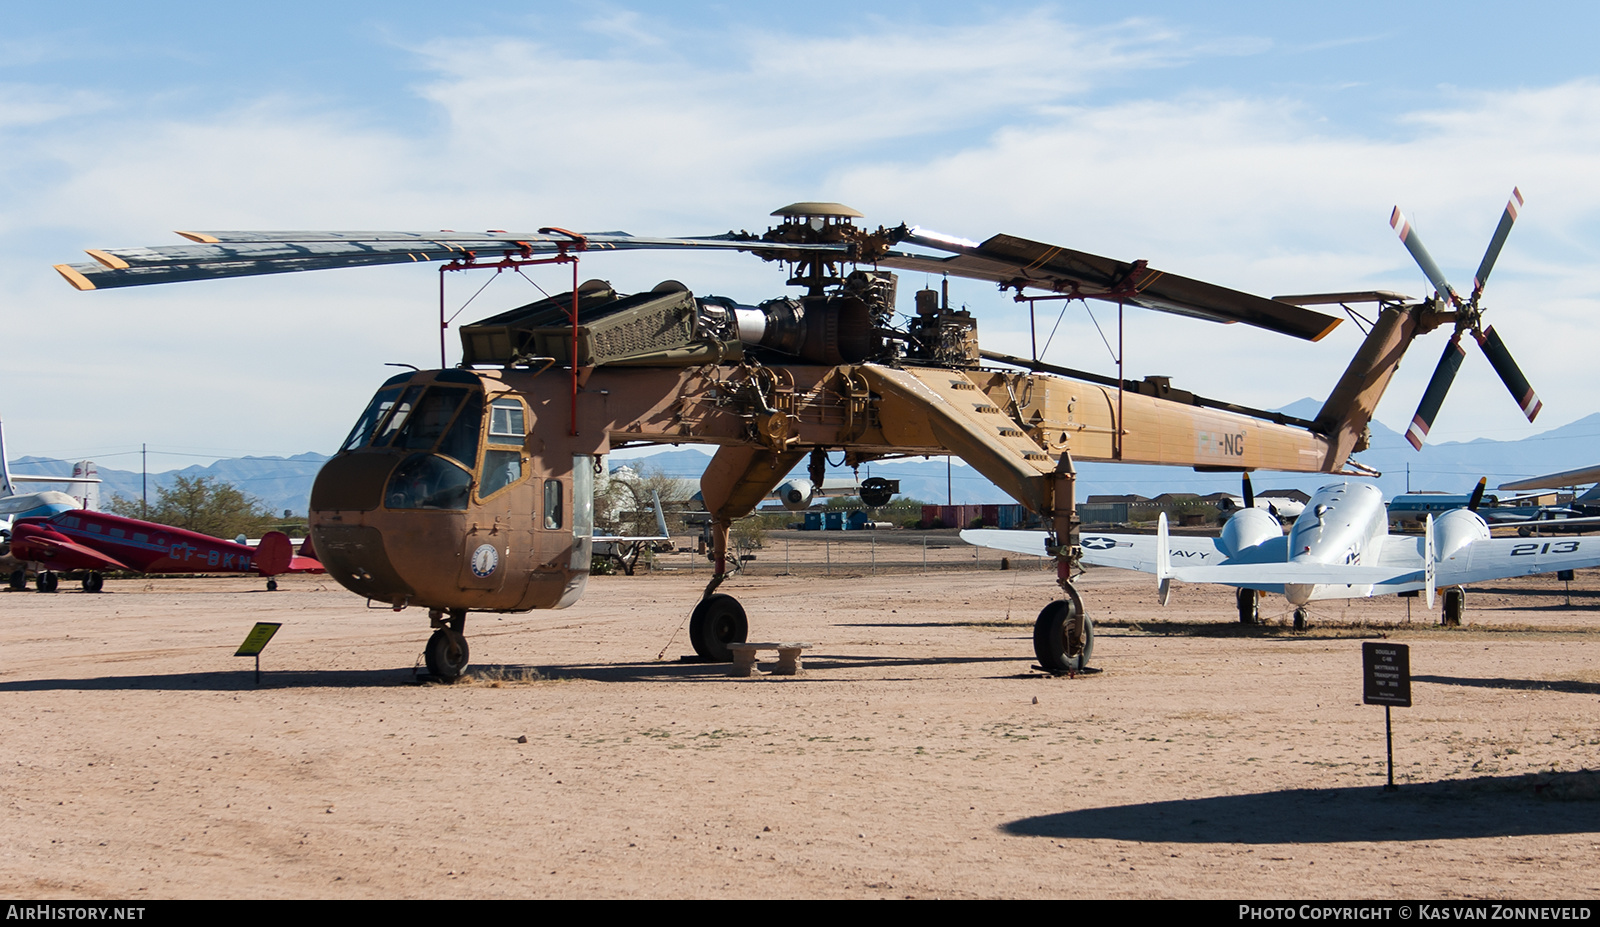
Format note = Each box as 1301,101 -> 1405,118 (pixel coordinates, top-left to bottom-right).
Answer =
1362,641 -> 1411,707
235,622 -> 282,657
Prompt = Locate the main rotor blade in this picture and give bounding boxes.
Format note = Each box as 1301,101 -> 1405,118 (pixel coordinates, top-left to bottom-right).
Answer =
1390,207 -> 1462,309
1407,334 -> 1467,450
54,231 -> 851,291
878,233 -> 1342,342
1470,188 -> 1524,302
1475,325 -> 1543,422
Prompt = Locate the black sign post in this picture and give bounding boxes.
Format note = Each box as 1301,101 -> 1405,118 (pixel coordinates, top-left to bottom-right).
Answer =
1363,642 -> 1411,791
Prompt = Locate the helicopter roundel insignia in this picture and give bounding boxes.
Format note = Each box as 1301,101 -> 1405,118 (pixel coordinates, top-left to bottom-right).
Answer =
1082,537 -> 1117,549
470,543 -> 500,578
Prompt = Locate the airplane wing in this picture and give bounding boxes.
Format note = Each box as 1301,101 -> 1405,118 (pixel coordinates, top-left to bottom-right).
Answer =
1499,464 -> 1600,491
593,491 -> 671,543
9,529 -> 132,572
1431,536 -> 1600,587
959,527 -> 1237,571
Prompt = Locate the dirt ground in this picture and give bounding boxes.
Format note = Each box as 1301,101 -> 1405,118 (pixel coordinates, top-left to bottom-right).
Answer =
2,537 -> 1598,899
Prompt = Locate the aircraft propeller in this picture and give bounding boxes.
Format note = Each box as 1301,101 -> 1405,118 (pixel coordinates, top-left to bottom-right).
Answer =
1392,188 -> 1540,450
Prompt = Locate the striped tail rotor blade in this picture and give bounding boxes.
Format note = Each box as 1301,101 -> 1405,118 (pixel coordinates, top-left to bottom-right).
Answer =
1471,187 -> 1524,302
1407,334 -> 1467,450
1391,206 -> 1462,308
1475,325 -> 1543,422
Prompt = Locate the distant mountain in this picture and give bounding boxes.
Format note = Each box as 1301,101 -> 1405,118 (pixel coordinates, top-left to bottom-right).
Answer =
11,453 -> 330,516
9,402 -> 1599,516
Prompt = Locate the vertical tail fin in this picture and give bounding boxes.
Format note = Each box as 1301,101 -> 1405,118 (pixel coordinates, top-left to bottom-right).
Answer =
651,490 -> 669,539
0,418 -> 12,499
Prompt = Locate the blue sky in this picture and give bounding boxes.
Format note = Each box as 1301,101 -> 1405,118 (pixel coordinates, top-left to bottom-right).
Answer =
7,2 -> 1600,472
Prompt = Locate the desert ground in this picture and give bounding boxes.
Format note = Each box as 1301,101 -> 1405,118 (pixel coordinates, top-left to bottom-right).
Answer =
2,531 -> 1597,899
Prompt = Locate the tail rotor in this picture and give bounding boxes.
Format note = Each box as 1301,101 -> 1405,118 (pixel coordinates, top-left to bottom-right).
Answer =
1393,188 -> 1539,450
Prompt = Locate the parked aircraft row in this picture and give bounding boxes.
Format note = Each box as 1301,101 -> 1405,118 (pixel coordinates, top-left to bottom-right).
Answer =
965,478 -> 1600,628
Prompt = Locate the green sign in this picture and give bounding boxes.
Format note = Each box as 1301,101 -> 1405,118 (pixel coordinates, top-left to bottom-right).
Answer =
235,622 -> 282,657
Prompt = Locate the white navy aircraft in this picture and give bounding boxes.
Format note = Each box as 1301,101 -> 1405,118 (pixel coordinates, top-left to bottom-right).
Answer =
963,481 -> 1600,627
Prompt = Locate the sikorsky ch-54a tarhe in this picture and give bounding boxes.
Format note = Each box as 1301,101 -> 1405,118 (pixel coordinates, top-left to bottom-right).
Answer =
54,195 -> 1539,679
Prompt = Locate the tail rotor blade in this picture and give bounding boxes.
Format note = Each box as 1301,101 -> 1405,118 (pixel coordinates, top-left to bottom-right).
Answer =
1407,334 -> 1467,450
1392,207 -> 1462,308
1471,187 -> 1524,302
1475,325 -> 1543,422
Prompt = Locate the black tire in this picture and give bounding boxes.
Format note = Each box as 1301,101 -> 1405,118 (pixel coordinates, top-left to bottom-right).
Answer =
266,578 -> 278,592
38,572 -> 59,593
8,570 -> 25,591
424,628 -> 470,681
689,593 -> 748,662
1237,587 -> 1259,624
1032,587 -> 1093,673
1293,607 -> 1306,630
81,572 -> 104,593
1442,587 -> 1465,627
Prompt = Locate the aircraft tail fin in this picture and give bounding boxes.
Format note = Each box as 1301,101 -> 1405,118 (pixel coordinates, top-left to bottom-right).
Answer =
1424,513 -> 1437,609
0,418 -> 12,499
1156,512 -> 1172,606
651,490 -> 669,540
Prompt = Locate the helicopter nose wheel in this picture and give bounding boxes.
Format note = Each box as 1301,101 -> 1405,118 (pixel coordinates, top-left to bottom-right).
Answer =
689,593 -> 749,662
425,610 -> 470,681
1033,585 -> 1093,674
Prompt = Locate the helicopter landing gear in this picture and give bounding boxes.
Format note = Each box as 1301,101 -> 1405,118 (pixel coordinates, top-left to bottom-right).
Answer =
689,593 -> 748,663
1441,587 -> 1464,627
425,609 -> 469,681
1033,585 -> 1092,674
1293,607 -> 1307,631
36,571 -> 59,593
266,578 -> 278,592
81,572 -> 104,593
1237,587 -> 1259,624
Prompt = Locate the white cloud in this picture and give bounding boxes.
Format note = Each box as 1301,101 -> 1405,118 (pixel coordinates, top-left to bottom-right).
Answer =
6,9 -> 1600,463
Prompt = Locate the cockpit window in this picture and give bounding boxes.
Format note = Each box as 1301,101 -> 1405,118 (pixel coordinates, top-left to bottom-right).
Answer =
385,453 -> 472,511
489,399 -> 526,439
373,385 -> 425,446
341,386 -> 403,452
394,388 -> 469,452
438,392 -> 484,467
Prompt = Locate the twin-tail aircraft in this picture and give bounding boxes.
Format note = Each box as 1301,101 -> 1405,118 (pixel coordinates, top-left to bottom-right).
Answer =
52,192 -> 1536,678
9,509 -> 322,592
964,474 -> 1600,629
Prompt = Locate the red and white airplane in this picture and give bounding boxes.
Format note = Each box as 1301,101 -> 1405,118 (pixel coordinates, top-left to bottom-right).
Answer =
9,509 -> 322,593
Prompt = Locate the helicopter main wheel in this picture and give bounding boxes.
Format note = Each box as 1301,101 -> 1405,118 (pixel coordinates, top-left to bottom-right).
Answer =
1293,607 -> 1307,631
37,571 -> 59,593
1236,587 -> 1259,624
9,570 -> 25,591
266,578 -> 278,592
425,627 -> 470,681
1442,587 -> 1465,627
1033,586 -> 1093,674
81,572 -> 104,593
689,593 -> 748,663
